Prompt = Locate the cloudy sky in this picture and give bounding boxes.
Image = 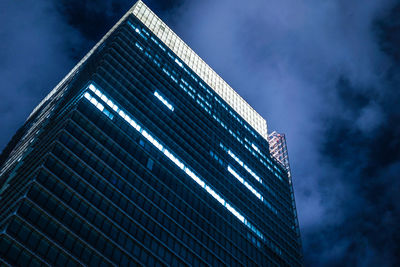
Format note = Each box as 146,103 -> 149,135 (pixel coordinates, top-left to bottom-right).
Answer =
1,0 -> 399,265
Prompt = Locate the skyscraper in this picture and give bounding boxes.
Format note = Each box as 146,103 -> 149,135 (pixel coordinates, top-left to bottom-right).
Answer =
0,1 -> 302,266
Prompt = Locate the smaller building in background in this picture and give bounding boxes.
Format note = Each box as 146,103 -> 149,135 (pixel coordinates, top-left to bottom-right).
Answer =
269,131 -> 291,176
268,131 -> 302,246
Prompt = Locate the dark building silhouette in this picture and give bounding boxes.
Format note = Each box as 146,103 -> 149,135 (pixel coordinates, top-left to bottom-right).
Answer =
0,1 -> 302,266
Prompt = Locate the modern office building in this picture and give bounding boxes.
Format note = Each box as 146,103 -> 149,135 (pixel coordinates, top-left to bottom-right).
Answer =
0,1 -> 302,266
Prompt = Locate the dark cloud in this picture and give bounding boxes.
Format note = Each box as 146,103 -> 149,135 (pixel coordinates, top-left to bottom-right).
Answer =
55,0 -> 130,41
310,2 -> 400,265
1,0 -> 400,265
0,0 -> 84,154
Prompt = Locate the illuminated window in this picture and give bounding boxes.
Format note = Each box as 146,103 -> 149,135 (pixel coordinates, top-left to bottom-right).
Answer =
175,58 -> 183,68
154,91 -> 174,111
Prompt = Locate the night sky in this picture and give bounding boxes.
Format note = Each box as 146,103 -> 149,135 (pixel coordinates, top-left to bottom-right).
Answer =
1,0 -> 400,265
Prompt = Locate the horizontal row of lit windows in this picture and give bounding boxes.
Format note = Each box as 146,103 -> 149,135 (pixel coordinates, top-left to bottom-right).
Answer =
84,90 -> 114,120
154,91 -> 174,111
251,143 -> 261,154
227,165 -> 263,201
222,145 -> 277,214
84,83 -> 266,245
209,149 -> 281,223
135,42 -> 144,51
221,143 -> 262,184
180,78 -> 196,94
227,165 -> 278,215
178,83 -> 195,100
174,58 -> 183,68
220,143 -> 280,201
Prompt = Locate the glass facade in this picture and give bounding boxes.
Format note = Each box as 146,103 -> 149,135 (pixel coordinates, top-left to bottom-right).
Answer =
0,1 -> 302,266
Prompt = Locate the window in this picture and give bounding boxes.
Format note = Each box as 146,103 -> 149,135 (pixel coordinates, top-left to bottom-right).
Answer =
154,91 -> 174,111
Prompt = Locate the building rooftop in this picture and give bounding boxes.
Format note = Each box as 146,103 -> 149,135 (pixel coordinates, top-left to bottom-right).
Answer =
131,1 -> 268,140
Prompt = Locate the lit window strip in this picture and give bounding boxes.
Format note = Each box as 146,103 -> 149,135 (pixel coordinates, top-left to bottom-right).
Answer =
226,157 -> 278,215
85,83 -> 266,243
222,144 -> 283,213
84,92 -> 114,120
174,58 -> 183,68
135,42 -> 144,51
227,165 -> 263,201
154,91 -> 174,111
251,143 -> 261,154
223,144 -> 263,184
